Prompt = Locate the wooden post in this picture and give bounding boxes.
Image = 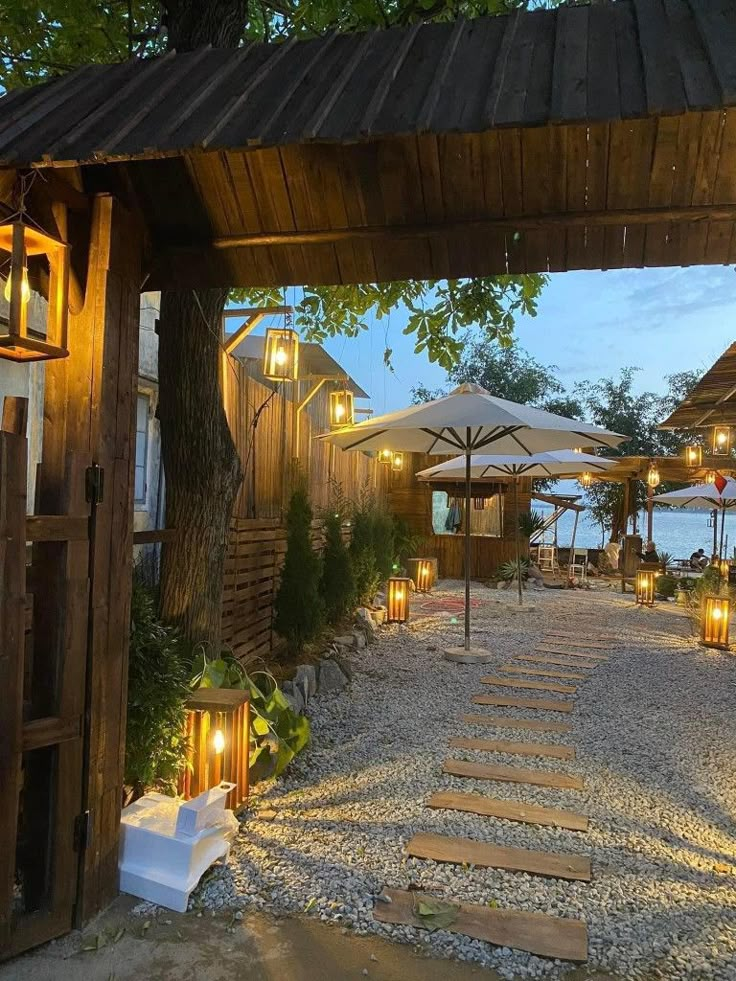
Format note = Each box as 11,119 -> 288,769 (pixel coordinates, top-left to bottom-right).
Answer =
621,479 -> 631,594
646,482 -> 654,544
35,195 -> 142,923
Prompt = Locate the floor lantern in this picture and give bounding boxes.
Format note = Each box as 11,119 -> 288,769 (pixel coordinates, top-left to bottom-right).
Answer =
0,218 -> 70,361
387,577 -> 411,623
684,445 -> 703,468
329,387 -> 354,428
635,569 -> 655,607
263,325 -> 299,381
713,426 -> 731,456
407,558 -> 433,593
720,559 -> 731,580
701,595 -> 731,649
177,689 -> 251,809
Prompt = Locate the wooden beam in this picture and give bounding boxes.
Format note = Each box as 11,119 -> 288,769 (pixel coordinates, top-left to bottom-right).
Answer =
1,396 -> 28,435
132,528 -> 176,545
165,204 -> 736,254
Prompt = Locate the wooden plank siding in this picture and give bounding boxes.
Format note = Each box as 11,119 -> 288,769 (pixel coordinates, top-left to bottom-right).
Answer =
388,451 -> 531,579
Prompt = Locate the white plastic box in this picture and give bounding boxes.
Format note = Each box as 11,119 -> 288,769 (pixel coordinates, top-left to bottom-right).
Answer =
119,783 -> 237,912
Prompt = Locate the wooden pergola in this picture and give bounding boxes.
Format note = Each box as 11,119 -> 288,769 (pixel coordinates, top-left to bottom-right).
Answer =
660,342 -> 736,429
2,0 -> 736,959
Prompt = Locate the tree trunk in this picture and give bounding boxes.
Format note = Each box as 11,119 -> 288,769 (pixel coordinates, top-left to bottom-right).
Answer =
158,289 -> 243,644
156,1 -> 247,645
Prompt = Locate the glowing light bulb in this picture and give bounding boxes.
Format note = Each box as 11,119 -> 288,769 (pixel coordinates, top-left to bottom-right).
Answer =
335,403 -> 345,419
717,431 -> 727,445
213,729 -> 225,754
274,347 -> 287,366
713,607 -> 722,620
3,266 -> 30,305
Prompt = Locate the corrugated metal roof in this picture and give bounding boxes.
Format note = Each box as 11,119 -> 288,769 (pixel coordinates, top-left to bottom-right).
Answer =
0,0 -> 734,168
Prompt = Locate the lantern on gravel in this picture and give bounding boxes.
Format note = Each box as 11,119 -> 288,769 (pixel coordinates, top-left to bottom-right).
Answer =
329,387 -> 354,428
684,444 -> 703,468
701,595 -> 731,649
387,577 -> 411,623
0,218 -> 70,362
635,569 -> 655,607
263,326 -> 299,381
713,426 -> 731,456
412,559 -> 433,594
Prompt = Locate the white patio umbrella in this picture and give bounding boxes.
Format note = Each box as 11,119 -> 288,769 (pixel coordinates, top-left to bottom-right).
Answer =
653,478 -> 736,559
320,384 -> 625,661
417,451 -> 617,604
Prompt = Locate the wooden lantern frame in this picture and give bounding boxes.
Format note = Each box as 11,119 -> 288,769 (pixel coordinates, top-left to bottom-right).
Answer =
413,559 -> 433,594
378,448 -> 393,465
647,462 -> 660,488
263,326 -> 299,381
684,444 -> 703,468
387,576 -> 411,622
635,569 -> 655,606
712,426 -> 731,456
0,219 -> 69,362
391,451 -> 404,472
579,471 -> 592,488
329,387 -> 355,428
701,594 -> 730,649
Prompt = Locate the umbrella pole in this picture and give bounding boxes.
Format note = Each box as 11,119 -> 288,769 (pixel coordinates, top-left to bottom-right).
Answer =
464,432 -> 472,650
570,509 -> 580,582
720,504 -> 726,560
713,508 -> 718,560
514,478 -> 523,606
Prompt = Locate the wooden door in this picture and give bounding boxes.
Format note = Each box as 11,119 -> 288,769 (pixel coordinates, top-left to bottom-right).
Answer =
0,398 -> 91,957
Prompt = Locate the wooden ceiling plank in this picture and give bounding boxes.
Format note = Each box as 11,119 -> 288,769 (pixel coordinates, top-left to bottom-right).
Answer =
614,1 -> 649,118
633,0 -> 688,115
663,0 -> 721,109
550,5 -> 589,123
689,0 -> 736,104
587,5 -> 621,121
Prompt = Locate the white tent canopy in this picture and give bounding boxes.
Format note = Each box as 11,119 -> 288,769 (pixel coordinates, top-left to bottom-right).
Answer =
416,450 -> 616,480
652,479 -> 736,508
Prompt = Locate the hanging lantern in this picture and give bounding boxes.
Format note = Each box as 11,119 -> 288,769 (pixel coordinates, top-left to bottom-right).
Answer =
387,577 -> 411,623
720,559 -> 731,580
713,426 -> 731,456
329,387 -> 354,428
579,471 -> 592,489
0,219 -> 70,362
647,462 -> 660,488
572,447 -> 583,454
635,570 -> 655,607
391,452 -> 404,472
378,448 -> 393,466
263,326 -> 299,381
705,470 -> 718,485
701,595 -> 730,649
684,445 -> 703,468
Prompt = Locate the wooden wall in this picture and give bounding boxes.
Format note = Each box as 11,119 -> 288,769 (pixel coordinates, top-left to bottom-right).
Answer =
388,452 -> 531,579
222,356 -> 386,519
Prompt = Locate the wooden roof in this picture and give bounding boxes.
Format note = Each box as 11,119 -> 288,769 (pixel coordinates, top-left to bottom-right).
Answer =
2,0 -> 736,289
659,342 -> 736,429
589,454 -> 736,483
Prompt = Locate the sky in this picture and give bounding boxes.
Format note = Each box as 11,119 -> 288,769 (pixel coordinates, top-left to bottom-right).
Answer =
312,264 -> 736,416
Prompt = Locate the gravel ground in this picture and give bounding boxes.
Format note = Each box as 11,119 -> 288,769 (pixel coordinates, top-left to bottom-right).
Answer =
194,581 -> 736,980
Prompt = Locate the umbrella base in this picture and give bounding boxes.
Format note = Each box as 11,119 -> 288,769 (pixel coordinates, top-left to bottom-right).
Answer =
444,645 -> 493,664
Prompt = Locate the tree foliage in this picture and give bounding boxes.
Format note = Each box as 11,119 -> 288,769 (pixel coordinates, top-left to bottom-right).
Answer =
320,511 -> 355,625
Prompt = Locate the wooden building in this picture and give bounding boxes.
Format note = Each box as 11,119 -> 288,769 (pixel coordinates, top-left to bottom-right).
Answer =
2,0 -> 736,959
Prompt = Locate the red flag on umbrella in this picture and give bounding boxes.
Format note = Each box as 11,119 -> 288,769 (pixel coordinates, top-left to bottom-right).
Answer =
715,472 -> 728,496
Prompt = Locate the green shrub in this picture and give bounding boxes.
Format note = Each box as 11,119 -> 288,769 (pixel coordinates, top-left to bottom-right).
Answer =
497,557 -> 530,581
518,509 -> 546,540
274,481 -> 324,656
372,509 -> 395,581
191,651 -> 310,782
655,574 -> 677,598
320,511 -> 355,624
350,508 -> 381,605
125,578 -> 189,796
392,517 -> 426,571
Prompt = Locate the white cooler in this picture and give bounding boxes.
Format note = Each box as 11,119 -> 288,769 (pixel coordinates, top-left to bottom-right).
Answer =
119,783 -> 237,912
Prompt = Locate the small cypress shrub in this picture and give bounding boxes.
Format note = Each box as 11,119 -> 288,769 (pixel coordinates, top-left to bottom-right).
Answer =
350,508 -> 381,606
372,509 -> 395,581
320,511 -> 355,624
274,482 -> 324,655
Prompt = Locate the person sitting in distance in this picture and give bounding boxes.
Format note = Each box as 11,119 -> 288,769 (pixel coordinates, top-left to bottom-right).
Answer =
638,541 -> 659,564
689,548 -> 708,570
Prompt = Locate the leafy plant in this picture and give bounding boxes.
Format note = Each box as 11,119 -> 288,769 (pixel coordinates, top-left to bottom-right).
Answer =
655,574 -> 677,598
320,511 -> 355,625
392,517 -> 427,571
273,480 -> 324,656
191,650 -> 310,781
125,578 -> 189,797
497,557 -> 530,581
349,485 -> 392,605
518,508 -> 546,540
658,550 -> 673,570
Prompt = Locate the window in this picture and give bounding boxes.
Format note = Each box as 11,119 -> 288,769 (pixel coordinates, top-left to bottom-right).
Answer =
135,394 -> 149,506
431,490 -> 502,537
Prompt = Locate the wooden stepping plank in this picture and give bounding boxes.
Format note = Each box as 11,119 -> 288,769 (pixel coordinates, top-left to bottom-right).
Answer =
516,653 -> 598,670
444,758 -> 584,790
406,831 -> 591,882
461,713 -> 572,734
480,675 -> 577,695
449,735 -> 575,761
374,888 -> 588,962
500,664 -> 586,681
427,789 -> 588,831
546,631 -> 615,641
472,694 -> 574,714
536,646 -> 608,661
544,638 -> 612,650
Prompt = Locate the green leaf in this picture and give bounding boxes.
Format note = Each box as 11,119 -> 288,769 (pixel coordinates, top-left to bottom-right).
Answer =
414,897 -> 460,932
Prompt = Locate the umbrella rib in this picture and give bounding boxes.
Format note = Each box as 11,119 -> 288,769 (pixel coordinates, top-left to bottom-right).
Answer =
508,430 -> 534,455
342,429 -> 387,451
473,426 -> 518,450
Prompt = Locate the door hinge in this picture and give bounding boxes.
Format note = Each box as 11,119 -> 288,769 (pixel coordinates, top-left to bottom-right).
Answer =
74,810 -> 91,853
85,464 -> 105,505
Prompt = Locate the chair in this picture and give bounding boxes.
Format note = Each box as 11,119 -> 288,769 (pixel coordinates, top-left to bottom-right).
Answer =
537,543 -> 559,574
569,548 -> 588,581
